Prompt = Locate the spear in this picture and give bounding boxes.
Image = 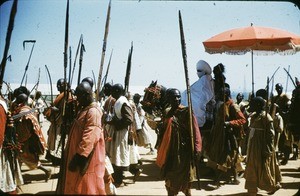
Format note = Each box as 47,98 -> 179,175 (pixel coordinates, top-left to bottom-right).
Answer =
178,10 -> 201,190
102,49 -> 113,87
0,0 -> 18,93
68,46 -> 72,86
70,34 -> 83,86
96,0 -> 111,102
20,40 -> 36,86
92,70 -> 97,92
124,42 -> 133,94
56,0 -> 69,194
77,38 -> 85,85
285,65 -> 290,94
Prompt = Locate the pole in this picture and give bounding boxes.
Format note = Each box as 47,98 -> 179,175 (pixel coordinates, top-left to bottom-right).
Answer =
96,0 -> 111,102
20,40 -> 36,86
0,0 -> 18,93
124,42 -> 133,94
178,10 -> 201,190
283,68 -> 296,88
70,34 -> 83,86
68,46 -> 72,86
56,0 -> 69,194
102,49 -> 113,86
285,65 -> 290,94
251,50 -> 254,96
77,38 -> 85,85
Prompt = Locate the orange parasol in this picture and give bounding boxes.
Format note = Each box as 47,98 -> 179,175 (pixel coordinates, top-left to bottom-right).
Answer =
203,24 -> 300,94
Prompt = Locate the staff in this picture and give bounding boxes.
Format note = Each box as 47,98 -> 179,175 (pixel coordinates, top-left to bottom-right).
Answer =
96,0 -> 111,102
102,49 -> 113,87
124,42 -> 133,94
0,0 -> 18,93
178,10 -> 200,190
56,0 -> 69,194
77,38 -> 85,85
20,40 -> 36,86
70,34 -> 83,86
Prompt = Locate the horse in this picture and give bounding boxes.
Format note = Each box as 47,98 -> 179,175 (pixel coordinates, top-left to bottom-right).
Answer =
140,80 -> 167,149
140,80 -> 167,119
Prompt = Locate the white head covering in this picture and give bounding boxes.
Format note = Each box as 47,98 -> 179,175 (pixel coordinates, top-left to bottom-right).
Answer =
196,60 -> 212,78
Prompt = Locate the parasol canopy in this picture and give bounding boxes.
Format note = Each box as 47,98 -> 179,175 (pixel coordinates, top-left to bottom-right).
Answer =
203,25 -> 300,55
202,25 -> 300,94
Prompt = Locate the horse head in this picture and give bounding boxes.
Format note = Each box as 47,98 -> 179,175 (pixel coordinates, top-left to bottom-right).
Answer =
141,80 -> 167,118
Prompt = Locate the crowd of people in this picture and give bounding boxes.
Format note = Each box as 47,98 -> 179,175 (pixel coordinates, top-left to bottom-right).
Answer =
0,59 -> 299,195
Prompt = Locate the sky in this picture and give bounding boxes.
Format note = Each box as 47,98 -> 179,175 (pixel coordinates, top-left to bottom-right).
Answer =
1,0 -> 300,96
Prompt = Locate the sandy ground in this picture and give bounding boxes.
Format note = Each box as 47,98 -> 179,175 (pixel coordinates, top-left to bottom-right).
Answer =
18,120 -> 300,195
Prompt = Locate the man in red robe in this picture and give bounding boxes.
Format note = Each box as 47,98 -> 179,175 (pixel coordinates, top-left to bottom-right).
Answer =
60,81 -> 106,195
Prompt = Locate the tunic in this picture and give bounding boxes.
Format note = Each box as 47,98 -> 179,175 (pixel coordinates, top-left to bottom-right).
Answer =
244,111 -> 282,192
207,99 -> 246,171
0,99 -> 24,193
15,105 -> 47,169
157,105 -> 202,193
109,96 -> 133,167
62,102 -> 106,195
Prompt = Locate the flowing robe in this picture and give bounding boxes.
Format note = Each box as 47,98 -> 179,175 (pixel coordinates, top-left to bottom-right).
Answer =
109,96 -> 133,167
244,111 -> 281,192
156,105 -> 202,193
181,74 -> 214,127
0,99 -> 24,193
207,99 -> 246,170
15,105 -> 47,169
62,102 -> 106,195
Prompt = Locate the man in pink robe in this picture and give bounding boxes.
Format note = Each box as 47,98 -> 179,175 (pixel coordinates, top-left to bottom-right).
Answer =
60,81 -> 106,195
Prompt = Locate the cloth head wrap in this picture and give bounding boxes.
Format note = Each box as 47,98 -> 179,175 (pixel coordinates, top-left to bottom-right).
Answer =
196,60 -> 212,78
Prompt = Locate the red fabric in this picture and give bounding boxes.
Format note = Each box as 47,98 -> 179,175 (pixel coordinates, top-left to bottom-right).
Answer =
226,99 -> 247,126
0,104 -> 6,148
62,103 -> 106,195
156,118 -> 173,168
192,114 -> 202,153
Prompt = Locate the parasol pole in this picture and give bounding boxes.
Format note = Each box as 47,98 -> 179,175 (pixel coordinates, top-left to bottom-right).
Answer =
251,50 -> 254,96
178,10 -> 201,190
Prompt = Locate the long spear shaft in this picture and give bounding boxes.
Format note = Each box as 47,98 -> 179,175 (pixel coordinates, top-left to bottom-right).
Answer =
124,42 -> 133,93
285,65 -> 290,94
20,40 -> 36,86
57,0 -> 69,194
70,34 -> 83,85
102,49 -> 113,86
77,40 -> 85,85
178,10 -> 200,190
68,46 -> 72,86
96,0 -> 111,102
0,0 -> 18,93
92,70 -> 97,92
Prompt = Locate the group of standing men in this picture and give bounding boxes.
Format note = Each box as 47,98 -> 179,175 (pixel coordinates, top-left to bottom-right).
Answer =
178,59 -> 299,195
1,73 -> 155,195
1,59 -> 299,195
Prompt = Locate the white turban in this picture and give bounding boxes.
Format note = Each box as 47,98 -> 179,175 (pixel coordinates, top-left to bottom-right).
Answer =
196,60 -> 212,78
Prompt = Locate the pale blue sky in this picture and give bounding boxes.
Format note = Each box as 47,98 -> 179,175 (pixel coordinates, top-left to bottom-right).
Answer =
1,0 -> 300,95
